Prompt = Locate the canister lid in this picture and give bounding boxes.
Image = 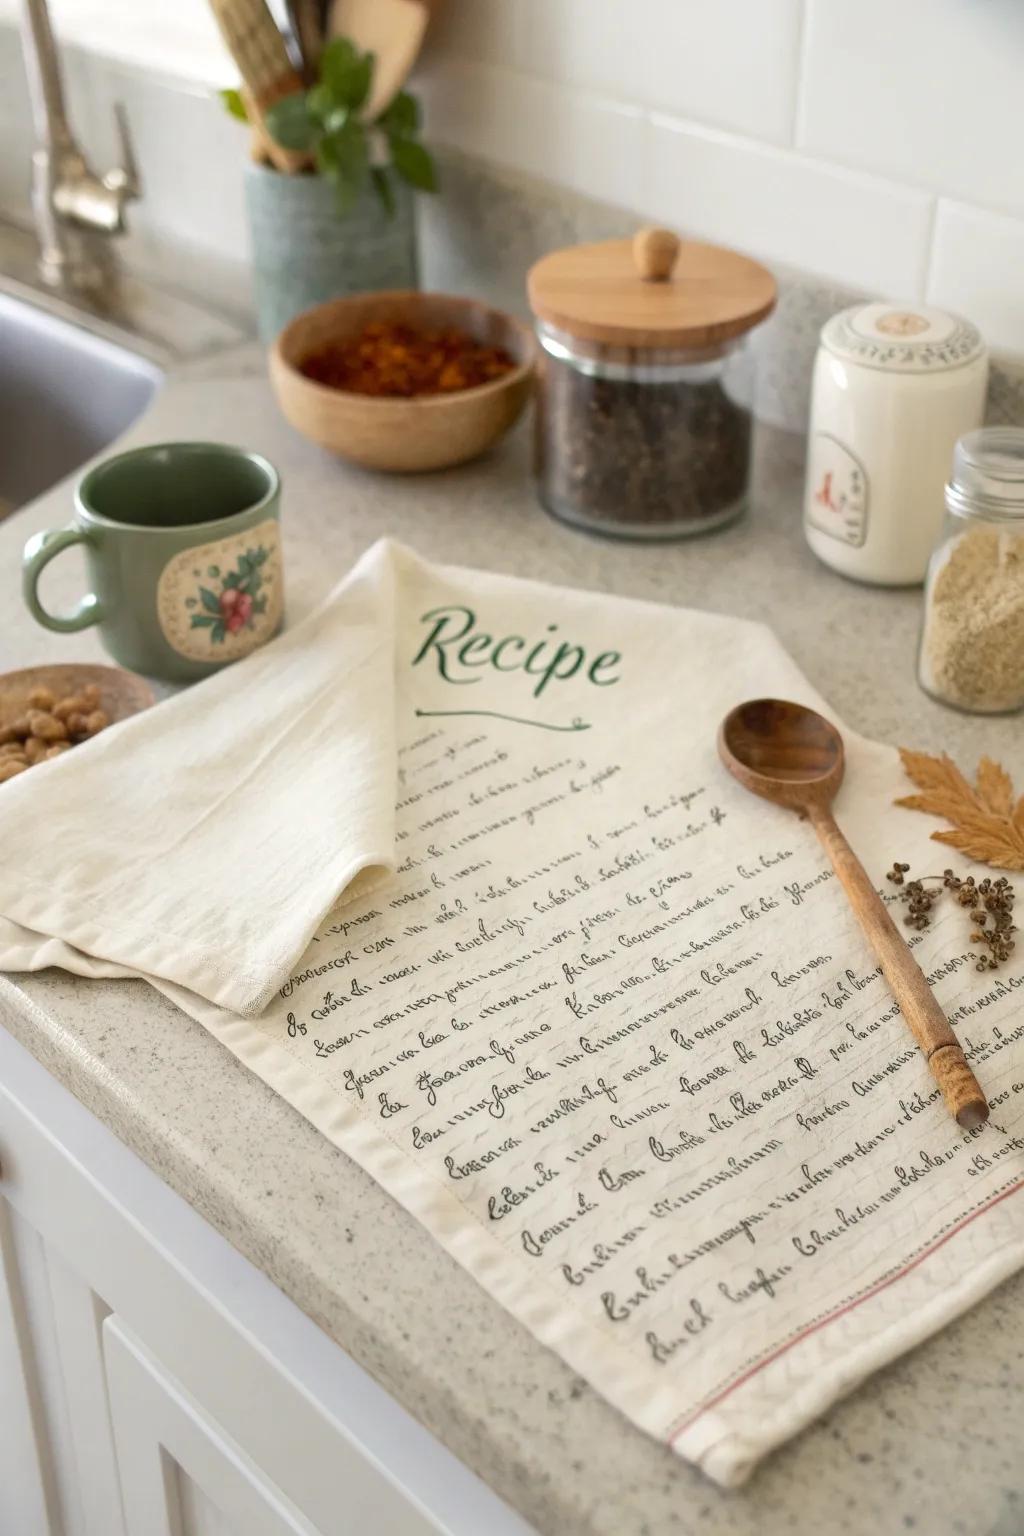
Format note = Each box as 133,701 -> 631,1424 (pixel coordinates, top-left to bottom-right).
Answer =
821,303 -> 985,373
947,426 -> 1024,520
527,227 -> 777,349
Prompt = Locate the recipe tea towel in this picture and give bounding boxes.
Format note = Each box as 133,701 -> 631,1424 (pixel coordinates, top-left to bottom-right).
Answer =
1,538 -> 1023,1487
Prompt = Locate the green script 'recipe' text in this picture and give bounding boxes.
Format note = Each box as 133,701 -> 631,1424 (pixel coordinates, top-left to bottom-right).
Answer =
411,606 -> 622,698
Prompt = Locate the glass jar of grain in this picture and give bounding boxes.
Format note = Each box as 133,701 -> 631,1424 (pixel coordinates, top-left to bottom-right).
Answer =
918,427 -> 1024,713
527,228 -> 776,539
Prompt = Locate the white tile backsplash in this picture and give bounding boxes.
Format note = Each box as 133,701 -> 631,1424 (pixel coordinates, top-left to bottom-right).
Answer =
799,0 -> 1024,220
647,116 -> 933,299
418,61 -> 648,217
928,201 -> 1024,356
513,0 -> 803,145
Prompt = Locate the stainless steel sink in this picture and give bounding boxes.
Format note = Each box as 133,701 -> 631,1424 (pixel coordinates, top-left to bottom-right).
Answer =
0,218 -> 252,516
0,289 -> 164,512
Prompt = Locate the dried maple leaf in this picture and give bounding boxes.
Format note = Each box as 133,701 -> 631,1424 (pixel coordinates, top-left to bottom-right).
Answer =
896,748 -> 1024,871
977,757 -> 1015,817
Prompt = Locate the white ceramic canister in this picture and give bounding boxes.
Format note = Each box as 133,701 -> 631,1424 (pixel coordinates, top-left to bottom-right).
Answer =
803,303 -> 988,585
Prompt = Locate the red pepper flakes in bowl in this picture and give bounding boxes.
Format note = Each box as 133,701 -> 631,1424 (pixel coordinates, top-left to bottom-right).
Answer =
298,321 -> 516,398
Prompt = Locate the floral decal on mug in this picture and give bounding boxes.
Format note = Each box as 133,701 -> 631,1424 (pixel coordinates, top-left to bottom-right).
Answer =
187,546 -> 270,644
157,519 -> 283,664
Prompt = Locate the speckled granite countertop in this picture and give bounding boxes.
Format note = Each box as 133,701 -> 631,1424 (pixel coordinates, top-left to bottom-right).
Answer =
1,350 -> 1022,1536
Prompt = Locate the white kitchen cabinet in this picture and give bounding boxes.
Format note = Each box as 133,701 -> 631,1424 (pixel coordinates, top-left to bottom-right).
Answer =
0,1022 -> 534,1536
104,1320 -> 316,1536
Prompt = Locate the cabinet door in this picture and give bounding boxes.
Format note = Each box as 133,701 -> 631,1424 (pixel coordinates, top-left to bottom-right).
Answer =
0,1195 -> 55,1536
103,1317 -> 319,1536
0,1193 -> 128,1536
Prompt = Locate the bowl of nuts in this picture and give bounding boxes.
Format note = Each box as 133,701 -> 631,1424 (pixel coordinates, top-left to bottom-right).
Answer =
0,664 -> 155,783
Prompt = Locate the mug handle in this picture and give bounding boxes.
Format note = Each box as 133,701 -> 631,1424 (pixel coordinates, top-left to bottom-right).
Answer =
22,527 -> 104,633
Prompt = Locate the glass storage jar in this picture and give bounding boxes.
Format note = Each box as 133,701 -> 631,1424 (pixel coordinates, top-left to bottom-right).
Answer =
527,227 -> 775,540
918,427 -> 1024,714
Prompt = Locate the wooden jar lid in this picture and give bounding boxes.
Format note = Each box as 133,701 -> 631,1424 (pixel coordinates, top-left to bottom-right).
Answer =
527,227 -> 777,349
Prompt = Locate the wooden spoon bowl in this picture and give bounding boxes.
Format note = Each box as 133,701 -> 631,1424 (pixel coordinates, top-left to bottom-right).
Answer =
719,698 -> 844,810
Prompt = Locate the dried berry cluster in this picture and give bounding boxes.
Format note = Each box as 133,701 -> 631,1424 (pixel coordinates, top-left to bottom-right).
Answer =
886,862 -> 1017,971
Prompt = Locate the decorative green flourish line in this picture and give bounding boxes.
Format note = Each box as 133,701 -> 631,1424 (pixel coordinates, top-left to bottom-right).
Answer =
414,707 -> 591,733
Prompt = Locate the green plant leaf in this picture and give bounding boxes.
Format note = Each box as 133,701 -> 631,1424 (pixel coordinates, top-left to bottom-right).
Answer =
321,35 -> 359,79
380,90 -> 419,135
219,87 -> 249,123
318,120 -> 369,213
321,36 -> 374,111
347,52 -> 374,111
390,136 -> 438,193
265,92 -> 316,151
306,83 -> 335,123
200,587 -> 222,615
370,165 -> 395,218
212,622 -> 226,644
190,614 -> 218,628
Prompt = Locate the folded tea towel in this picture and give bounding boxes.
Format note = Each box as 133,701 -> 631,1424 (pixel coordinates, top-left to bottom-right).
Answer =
0,540 -> 400,1014
2,537 -> 1023,1490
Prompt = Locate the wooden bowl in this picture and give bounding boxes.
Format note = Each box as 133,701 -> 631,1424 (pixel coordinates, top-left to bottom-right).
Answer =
0,663 -> 155,731
269,292 -> 535,473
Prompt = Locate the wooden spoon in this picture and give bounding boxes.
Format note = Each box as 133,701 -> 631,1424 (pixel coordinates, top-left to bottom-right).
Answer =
328,0 -> 428,120
718,698 -> 988,1130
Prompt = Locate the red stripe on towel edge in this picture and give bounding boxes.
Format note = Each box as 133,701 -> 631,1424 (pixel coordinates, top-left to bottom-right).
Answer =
669,1175 -> 1024,1444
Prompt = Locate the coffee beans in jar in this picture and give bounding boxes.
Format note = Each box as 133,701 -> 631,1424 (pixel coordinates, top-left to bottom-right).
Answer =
534,327 -> 753,537
527,227 -> 776,541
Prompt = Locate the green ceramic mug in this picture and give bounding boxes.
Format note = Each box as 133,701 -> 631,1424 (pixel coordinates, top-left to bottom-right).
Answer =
22,442 -> 284,683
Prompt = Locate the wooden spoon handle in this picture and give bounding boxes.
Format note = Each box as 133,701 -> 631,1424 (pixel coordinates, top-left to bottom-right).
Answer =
808,804 -> 988,1130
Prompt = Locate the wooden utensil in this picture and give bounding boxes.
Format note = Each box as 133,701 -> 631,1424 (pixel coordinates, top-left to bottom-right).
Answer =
285,0 -> 324,79
328,0 -> 428,120
207,0 -> 310,171
718,697 -> 989,1130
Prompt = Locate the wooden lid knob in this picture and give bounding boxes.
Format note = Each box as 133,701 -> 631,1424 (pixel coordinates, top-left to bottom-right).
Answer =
633,227 -> 681,283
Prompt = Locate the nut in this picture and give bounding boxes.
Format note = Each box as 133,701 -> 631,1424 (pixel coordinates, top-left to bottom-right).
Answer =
27,710 -> 68,742
0,679 -> 114,779
53,695 -> 87,722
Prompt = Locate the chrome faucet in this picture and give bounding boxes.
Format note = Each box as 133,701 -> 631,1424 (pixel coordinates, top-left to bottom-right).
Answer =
19,0 -> 140,291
